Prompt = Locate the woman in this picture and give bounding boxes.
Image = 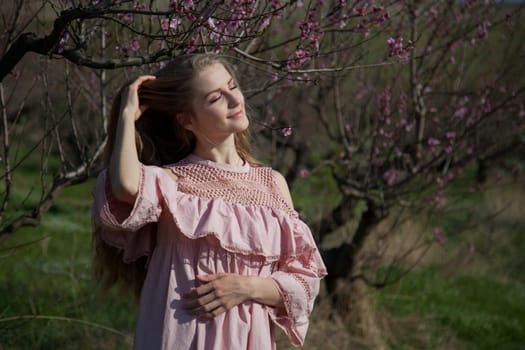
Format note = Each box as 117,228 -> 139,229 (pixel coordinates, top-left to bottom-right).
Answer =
92,53 -> 327,350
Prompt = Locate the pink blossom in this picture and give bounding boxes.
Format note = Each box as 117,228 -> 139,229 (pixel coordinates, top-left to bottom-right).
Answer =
454,106 -> 468,119
478,22 -> 489,40
187,13 -> 196,21
482,98 -> 492,113
434,226 -> 446,244
282,127 -> 293,137
129,38 -> 140,51
467,242 -> 475,253
339,14 -> 348,29
161,19 -> 170,32
299,169 -> 310,178
449,40 -> 464,53
295,48 -> 306,58
433,191 -> 445,208
8,70 -> 20,79
186,37 -> 196,53
383,169 -> 401,186
261,15 -> 271,29
398,94 -> 407,113
353,6 -> 366,16
387,36 -> 404,56
378,88 -> 391,117
428,138 -> 440,147
355,82 -> 370,100
182,0 -> 194,9
123,13 -> 134,24
57,32 -> 69,53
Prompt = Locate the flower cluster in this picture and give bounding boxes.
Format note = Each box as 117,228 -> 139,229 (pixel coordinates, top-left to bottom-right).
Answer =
387,36 -> 412,63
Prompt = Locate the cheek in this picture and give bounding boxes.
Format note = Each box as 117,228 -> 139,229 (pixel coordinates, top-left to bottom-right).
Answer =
196,105 -> 225,123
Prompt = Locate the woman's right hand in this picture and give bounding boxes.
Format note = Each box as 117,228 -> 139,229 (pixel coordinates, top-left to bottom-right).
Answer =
110,75 -> 156,203
120,75 -> 157,121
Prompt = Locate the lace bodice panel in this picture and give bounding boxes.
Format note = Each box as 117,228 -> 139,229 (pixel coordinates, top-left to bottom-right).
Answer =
166,161 -> 297,218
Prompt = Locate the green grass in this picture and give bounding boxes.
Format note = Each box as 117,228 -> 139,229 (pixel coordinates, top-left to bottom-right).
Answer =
376,166 -> 525,350
378,267 -> 525,350
0,180 -> 137,350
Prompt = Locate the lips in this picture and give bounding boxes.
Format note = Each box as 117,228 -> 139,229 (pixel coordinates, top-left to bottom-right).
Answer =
228,110 -> 244,118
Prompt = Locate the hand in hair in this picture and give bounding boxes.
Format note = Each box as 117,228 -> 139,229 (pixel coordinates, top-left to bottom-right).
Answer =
120,75 -> 156,121
109,75 -> 156,204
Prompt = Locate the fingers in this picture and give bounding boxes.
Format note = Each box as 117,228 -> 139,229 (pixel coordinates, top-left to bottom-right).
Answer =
183,289 -> 216,310
182,281 -> 215,299
182,290 -> 229,319
120,75 -> 156,120
128,75 -> 156,90
182,274 -> 234,319
196,273 -> 224,282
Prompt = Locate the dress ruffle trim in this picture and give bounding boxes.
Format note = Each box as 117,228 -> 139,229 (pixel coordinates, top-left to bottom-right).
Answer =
94,166 -> 326,278
165,188 -> 325,274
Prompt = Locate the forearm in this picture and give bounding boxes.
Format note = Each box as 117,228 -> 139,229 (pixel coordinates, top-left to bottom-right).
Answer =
109,109 -> 141,203
246,276 -> 284,308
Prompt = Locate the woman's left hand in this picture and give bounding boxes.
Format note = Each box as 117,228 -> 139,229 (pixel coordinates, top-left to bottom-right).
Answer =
182,273 -> 252,319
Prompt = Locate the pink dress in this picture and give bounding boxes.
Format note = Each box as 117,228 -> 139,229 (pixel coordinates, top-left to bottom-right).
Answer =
92,154 -> 327,349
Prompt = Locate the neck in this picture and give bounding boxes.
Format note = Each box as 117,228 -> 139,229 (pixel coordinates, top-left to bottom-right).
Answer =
192,134 -> 244,166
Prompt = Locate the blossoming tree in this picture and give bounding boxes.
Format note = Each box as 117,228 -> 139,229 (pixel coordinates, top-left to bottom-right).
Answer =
1,0 -> 524,342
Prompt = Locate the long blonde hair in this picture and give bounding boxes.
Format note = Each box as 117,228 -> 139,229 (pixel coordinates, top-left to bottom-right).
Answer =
93,54 -> 258,299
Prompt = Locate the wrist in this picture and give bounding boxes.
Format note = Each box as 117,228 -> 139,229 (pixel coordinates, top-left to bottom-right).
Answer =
120,107 -> 138,122
244,276 -> 259,301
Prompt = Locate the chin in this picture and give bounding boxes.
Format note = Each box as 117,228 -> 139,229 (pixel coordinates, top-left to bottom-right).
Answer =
233,117 -> 249,133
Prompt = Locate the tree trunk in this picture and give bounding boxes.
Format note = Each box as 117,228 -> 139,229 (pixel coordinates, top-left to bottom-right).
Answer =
321,200 -> 387,349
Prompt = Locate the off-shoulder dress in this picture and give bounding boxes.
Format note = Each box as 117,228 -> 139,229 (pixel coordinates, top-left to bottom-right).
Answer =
92,154 -> 327,350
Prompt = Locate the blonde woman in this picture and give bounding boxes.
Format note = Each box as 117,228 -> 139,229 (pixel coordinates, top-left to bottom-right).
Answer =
92,54 -> 326,350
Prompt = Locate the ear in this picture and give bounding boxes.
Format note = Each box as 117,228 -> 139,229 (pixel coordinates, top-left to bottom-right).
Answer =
176,113 -> 193,131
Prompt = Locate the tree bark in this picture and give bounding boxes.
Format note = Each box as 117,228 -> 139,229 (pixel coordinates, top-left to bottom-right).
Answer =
321,200 -> 387,348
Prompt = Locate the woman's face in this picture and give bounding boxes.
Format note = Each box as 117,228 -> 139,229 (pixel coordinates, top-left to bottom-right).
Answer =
186,63 -> 248,143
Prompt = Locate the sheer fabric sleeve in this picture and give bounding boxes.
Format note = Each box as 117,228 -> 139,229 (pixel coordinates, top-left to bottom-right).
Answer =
91,164 -> 168,263
269,219 -> 327,347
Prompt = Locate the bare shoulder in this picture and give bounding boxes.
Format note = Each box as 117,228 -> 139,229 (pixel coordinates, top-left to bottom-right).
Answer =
271,169 -> 294,207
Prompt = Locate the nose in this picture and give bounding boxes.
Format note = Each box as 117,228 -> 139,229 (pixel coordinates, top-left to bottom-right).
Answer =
226,90 -> 242,108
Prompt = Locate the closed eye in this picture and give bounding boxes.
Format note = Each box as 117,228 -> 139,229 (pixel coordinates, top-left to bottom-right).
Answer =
209,95 -> 221,103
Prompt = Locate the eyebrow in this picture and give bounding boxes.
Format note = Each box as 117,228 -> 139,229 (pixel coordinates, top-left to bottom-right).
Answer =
204,78 -> 235,98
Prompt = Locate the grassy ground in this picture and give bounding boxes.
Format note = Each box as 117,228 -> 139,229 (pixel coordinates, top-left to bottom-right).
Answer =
374,169 -> 525,350
0,179 -> 136,350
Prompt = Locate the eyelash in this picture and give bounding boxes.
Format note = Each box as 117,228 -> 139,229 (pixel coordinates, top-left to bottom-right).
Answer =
210,85 -> 238,103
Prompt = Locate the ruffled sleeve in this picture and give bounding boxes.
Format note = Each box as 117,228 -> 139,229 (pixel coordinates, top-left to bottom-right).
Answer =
268,218 -> 327,347
91,164 -> 169,263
